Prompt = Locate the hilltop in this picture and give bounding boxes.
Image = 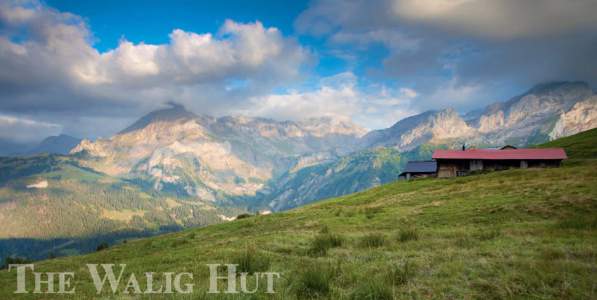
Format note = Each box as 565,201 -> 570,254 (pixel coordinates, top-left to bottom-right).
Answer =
1,129 -> 595,299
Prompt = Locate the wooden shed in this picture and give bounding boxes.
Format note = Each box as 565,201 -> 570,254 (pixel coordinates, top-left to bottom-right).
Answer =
399,161 -> 437,180
432,148 -> 567,178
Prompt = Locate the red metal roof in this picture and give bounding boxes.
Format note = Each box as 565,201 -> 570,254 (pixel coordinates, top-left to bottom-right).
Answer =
432,148 -> 567,160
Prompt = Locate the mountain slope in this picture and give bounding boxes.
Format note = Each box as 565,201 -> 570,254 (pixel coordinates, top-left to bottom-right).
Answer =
1,129 -> 595,299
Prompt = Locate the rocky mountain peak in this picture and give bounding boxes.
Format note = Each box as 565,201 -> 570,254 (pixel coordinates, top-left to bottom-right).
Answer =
119,102 -> 198,134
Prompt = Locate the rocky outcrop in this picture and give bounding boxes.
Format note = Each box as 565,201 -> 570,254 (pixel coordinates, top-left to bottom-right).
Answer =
550,96 -> 597,140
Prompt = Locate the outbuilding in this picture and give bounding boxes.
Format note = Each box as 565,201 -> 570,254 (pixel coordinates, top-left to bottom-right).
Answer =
399,160 -> 437,180
432,148 -> 567,178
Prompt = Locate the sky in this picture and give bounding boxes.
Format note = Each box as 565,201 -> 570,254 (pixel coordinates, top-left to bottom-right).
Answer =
0,0 -> 596,144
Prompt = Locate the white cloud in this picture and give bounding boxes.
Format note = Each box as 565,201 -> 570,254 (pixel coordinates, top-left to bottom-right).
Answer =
239,72 -> 419,129
75,19 -> 305,86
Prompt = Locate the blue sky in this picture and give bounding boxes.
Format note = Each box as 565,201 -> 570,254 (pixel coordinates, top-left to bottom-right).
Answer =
45,0 -> 309,51
0,0 -> 596,142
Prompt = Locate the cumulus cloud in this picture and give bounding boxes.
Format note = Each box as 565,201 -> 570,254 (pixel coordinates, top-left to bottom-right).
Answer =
0,0 -> 309,140
76,20 -> 305,86
238,72 -> 419,129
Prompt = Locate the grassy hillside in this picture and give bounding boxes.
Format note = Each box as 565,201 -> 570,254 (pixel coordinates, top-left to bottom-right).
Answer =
0,131 -> 595,299
537,128 -> 597,160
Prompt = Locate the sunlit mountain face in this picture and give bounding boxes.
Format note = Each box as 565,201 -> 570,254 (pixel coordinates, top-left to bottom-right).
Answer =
0,0 -> 596,286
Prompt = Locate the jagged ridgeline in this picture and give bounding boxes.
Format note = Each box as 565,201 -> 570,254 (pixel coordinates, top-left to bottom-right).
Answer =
0,81 -> 596,261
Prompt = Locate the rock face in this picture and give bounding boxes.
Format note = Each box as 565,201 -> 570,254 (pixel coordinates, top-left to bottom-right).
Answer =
550,96 -> 597,140
71,103 -> 366,201
364,82 -> 597,150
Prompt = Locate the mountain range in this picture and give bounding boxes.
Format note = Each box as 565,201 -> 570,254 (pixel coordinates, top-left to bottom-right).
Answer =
0,81 -> 596,260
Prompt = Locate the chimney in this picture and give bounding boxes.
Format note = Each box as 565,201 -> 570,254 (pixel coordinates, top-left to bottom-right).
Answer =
462,144 -> 466,151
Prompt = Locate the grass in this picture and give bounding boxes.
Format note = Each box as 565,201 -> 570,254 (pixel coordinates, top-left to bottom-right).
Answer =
293,264 -> 332,298
0,130 -> 595,299
308,232 -> 344,256
388,259 -> 417,286
351,279 -> 393,300
397,227 -> 419,242
358,233 -> 386,248
232,245 -> 270,274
